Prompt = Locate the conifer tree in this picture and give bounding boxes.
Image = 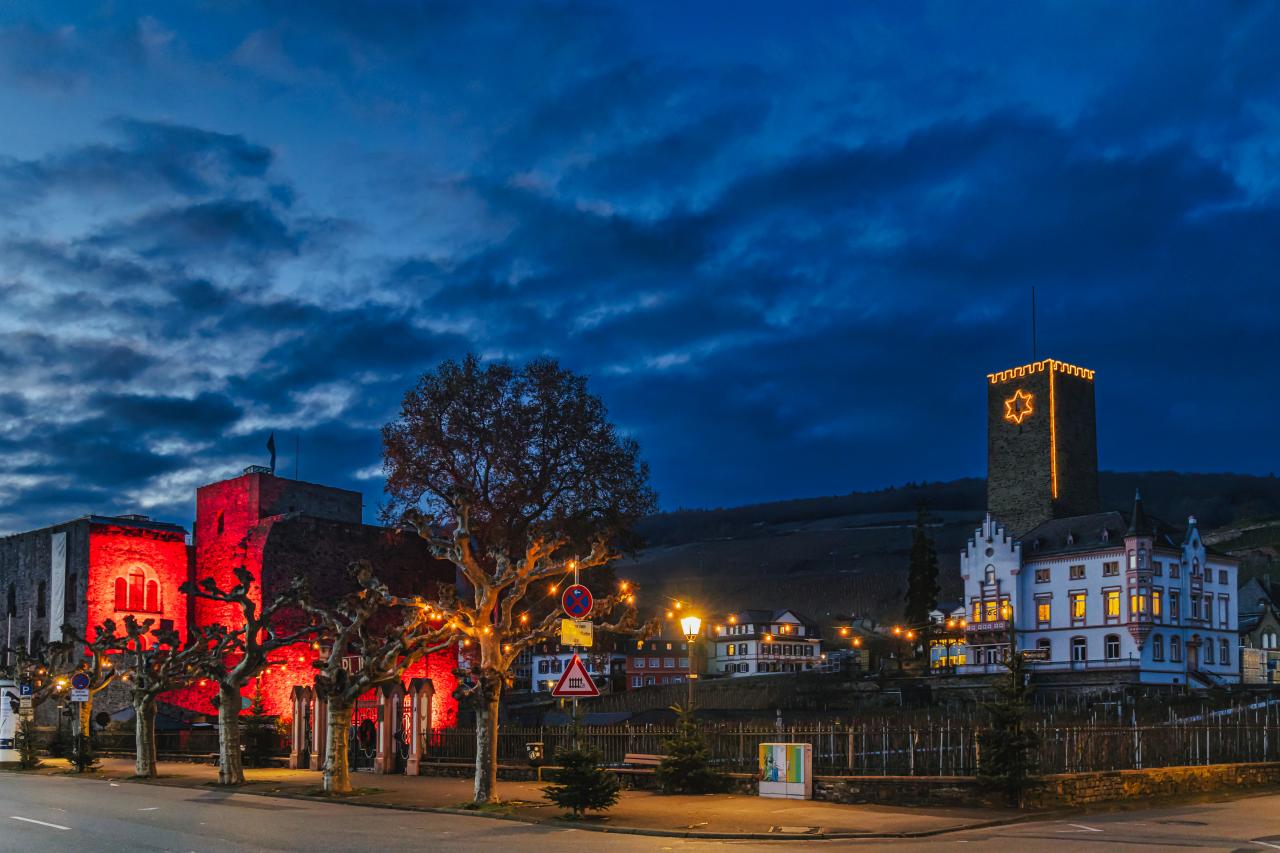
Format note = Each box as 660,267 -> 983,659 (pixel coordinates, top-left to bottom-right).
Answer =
903,503 -> 940,631
541,745 -> 620,818
977,653 -> 1039,805
655,704 -> 728,794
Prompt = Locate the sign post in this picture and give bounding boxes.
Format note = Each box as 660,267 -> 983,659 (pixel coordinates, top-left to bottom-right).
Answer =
560,572 -> 595,739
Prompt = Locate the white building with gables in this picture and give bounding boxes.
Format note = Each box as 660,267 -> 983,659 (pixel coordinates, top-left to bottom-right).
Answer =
959,495 -> 1239,686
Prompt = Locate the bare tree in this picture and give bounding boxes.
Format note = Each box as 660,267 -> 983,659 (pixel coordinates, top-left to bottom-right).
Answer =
108,616 -> 233,778
181,568 -> 317,785
383,355 -> 657,803
300,561 -> 453,794
1,638 -> 77,714
61,622 -> 120,748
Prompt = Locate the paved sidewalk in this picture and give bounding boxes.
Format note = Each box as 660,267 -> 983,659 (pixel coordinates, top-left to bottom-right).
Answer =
13,758 -> 1028,838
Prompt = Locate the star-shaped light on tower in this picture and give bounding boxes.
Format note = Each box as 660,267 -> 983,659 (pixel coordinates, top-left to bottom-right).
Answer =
1004,388 -> 1034,424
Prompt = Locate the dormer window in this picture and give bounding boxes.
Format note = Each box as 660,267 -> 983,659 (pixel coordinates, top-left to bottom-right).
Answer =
1066,532 -> 1075,546
1101,528 -> 1111,543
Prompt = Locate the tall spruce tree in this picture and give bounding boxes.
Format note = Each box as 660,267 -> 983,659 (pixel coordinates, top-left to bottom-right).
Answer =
977,653 -> 1039,805
903,503 -> 940,629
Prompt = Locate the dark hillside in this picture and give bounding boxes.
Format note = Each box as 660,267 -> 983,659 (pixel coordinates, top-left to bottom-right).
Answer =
622,472 -> 1280,628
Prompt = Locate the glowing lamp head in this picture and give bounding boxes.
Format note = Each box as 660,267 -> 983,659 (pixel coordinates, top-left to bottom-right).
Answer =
679,615 -> 701,641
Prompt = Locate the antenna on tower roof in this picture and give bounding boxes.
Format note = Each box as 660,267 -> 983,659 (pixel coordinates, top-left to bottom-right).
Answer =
1031,286 -> 1037,361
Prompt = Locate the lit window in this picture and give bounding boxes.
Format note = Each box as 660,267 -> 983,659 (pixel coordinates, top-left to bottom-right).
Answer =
1036,600 -> 1051,626
984,600 -> 998,622
1152,589 -> 1162,621
972,600 -> 982,623
1105,590 -> 1121,620
1070,592 -> 1086,623
1129,591 -> 1148,617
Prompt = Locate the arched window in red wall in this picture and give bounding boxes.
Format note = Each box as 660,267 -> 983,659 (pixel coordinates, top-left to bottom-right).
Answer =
113,565 -> 162,614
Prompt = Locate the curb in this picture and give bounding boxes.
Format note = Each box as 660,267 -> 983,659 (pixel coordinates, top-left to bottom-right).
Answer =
6,767 -> 1052,841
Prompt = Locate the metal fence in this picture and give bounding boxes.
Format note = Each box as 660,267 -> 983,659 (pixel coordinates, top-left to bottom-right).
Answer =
425,716 -> 1280,776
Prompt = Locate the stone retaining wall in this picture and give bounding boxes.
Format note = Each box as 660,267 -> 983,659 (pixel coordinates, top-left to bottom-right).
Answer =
1022,762 -> 1280,808
815,762 -> 1280,808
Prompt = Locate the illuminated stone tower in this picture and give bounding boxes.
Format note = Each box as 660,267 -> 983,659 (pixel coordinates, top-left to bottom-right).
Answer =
986,359 -> 1100,535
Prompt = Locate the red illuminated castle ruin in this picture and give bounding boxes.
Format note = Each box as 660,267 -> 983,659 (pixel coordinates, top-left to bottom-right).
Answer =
1,467 -> 460,738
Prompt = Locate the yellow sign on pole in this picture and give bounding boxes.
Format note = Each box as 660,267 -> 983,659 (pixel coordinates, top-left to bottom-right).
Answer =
560,619 -> 594,647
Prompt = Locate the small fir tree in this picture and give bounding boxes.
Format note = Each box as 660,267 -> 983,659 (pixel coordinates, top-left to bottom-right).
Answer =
542,745 -> 621,818
977,653 -> 1039,805
240,682 -> 277,768
16,716 -> 41,769
655,704 -> 729,794
903,503 -> 940,631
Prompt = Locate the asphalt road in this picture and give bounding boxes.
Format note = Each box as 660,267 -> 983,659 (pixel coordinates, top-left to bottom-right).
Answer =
2,772 -> 1278,852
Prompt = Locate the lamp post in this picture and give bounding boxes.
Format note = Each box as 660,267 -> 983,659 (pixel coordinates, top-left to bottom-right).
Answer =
1000,601 -> 1014,664
680,615 -> 701,709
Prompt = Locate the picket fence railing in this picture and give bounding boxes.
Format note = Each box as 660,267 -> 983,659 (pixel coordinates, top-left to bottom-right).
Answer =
424,718 -> 1280,776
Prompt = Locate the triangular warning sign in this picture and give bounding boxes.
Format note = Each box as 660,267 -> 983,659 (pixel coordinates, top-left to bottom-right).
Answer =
551,653 -> 600,697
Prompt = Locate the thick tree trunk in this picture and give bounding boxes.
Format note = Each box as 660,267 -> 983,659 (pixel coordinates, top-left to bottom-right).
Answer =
134,696 -> 158,778
473,674 -> 502,804
323,699 -> 355,794
217,684 -> 245,785
78,700 -> 92,739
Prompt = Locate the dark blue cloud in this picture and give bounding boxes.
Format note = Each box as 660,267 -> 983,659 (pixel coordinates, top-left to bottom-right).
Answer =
0,1 -> 1277,534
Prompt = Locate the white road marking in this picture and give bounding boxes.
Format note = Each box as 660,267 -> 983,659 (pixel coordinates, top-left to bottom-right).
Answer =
1252,841 -> 1280,850
1056,823 -> 1103,833
139,807 -> 159,811
10,816 -> 70,831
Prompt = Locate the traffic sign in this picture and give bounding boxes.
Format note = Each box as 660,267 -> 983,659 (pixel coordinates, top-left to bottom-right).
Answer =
561,584 -> 593,618
560,619 -> 594,647
18,683 -> 32,697
550,653 -> 600,698
70,672 -> 90,691
70,688 -> 89,703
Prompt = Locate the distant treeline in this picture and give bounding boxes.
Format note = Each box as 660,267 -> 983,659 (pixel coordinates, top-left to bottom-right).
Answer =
640,471 -> 1280,548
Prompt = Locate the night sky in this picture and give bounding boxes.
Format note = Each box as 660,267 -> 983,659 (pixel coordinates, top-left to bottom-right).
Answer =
2,2 -> 1278,534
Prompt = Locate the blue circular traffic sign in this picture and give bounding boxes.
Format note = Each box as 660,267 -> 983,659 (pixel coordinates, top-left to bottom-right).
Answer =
561,584 -> 593,618
70,672 -> 90,690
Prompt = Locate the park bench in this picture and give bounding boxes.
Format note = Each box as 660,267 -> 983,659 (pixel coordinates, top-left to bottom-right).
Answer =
621,753 -> 666,768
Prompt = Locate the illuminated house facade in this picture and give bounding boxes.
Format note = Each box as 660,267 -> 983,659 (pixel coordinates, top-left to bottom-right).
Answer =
709,609 -> 822,677
1,468 -> 460,734
961,359 -> 1239,687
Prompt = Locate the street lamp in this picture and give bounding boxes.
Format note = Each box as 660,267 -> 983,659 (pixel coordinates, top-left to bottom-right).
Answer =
680,615 -> 701,708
